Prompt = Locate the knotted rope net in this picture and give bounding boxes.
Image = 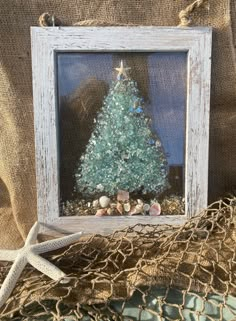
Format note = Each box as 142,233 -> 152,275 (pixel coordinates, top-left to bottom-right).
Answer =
1,197 -> 236,320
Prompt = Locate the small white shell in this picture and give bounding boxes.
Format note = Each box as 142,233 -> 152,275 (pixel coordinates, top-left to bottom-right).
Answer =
99,196 -> 111,208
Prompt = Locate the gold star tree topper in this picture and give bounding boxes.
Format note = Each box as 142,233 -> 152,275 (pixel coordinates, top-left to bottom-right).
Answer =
115,60 -> 131,80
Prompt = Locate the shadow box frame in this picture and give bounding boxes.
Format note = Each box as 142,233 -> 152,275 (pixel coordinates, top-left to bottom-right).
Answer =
31,26 -> 212,236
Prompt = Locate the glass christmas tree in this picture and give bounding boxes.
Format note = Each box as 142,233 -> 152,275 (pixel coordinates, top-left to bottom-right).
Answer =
75,60 -> 169,197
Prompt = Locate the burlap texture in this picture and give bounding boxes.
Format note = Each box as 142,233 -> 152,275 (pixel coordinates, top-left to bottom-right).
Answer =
0,0 -> 236,248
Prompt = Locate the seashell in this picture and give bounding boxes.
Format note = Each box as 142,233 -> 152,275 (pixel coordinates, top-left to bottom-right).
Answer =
92,199 -> 99,208
129,206 -> 135,215
117,190 -> 129,202
149,203 -> 161,216
110,203 -> 117,209
99,196 -> 110,208
107,208 -> 112,215
95,208 -> 108,217
124,202 -> 131,212
116,202 -> 123,215
143,203 -> 150,212
137,199 -> 143,205
130,204 -> 143,215
135,204 -> 144,214
107,208 -> 118,216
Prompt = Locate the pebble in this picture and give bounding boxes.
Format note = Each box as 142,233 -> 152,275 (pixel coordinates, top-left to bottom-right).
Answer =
95,208 -> 108,216
117,190 -> 130,202
149,203 -> 161,216
93,199 -> 99,208
117,202 -> 123,215
99,196 -> 110,208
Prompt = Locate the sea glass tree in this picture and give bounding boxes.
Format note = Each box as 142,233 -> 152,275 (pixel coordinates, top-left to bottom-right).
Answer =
75,60 -> 169,196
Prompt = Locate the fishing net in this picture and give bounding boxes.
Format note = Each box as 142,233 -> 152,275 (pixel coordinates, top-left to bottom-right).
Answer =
0,198 -> 236,320
0,0 -> 236,247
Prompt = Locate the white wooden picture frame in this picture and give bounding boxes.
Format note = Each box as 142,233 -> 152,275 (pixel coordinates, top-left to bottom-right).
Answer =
31,26 -> 212,235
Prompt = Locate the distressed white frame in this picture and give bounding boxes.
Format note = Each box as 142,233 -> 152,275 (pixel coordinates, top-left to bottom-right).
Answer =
31,26 -> 212,235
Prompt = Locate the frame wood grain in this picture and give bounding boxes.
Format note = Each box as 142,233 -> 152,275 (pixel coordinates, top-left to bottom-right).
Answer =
31,26 -> 212,236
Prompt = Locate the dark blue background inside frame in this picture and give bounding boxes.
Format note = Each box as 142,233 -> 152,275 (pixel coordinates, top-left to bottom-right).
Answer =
57,52 -> 187,168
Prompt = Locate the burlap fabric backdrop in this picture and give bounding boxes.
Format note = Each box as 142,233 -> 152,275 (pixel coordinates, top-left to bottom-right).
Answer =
0,0 -> 236,249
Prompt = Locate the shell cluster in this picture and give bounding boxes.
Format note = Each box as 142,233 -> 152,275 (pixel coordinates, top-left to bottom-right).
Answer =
61,190 -> 185,217
93,190 -> 161,217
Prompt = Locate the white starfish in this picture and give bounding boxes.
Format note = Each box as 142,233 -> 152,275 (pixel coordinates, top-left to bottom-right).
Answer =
0,221 -> 82,309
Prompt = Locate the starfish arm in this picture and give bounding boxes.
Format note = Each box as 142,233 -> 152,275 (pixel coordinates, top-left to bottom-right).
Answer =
25,221 -> 40,246
0,257 -> 26,309
0,250 -> 18,261
33,231 -> 83,254
27,252 -> 66,281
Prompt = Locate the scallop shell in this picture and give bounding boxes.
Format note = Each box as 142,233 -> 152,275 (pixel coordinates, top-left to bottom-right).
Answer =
149,203 -> 161,216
